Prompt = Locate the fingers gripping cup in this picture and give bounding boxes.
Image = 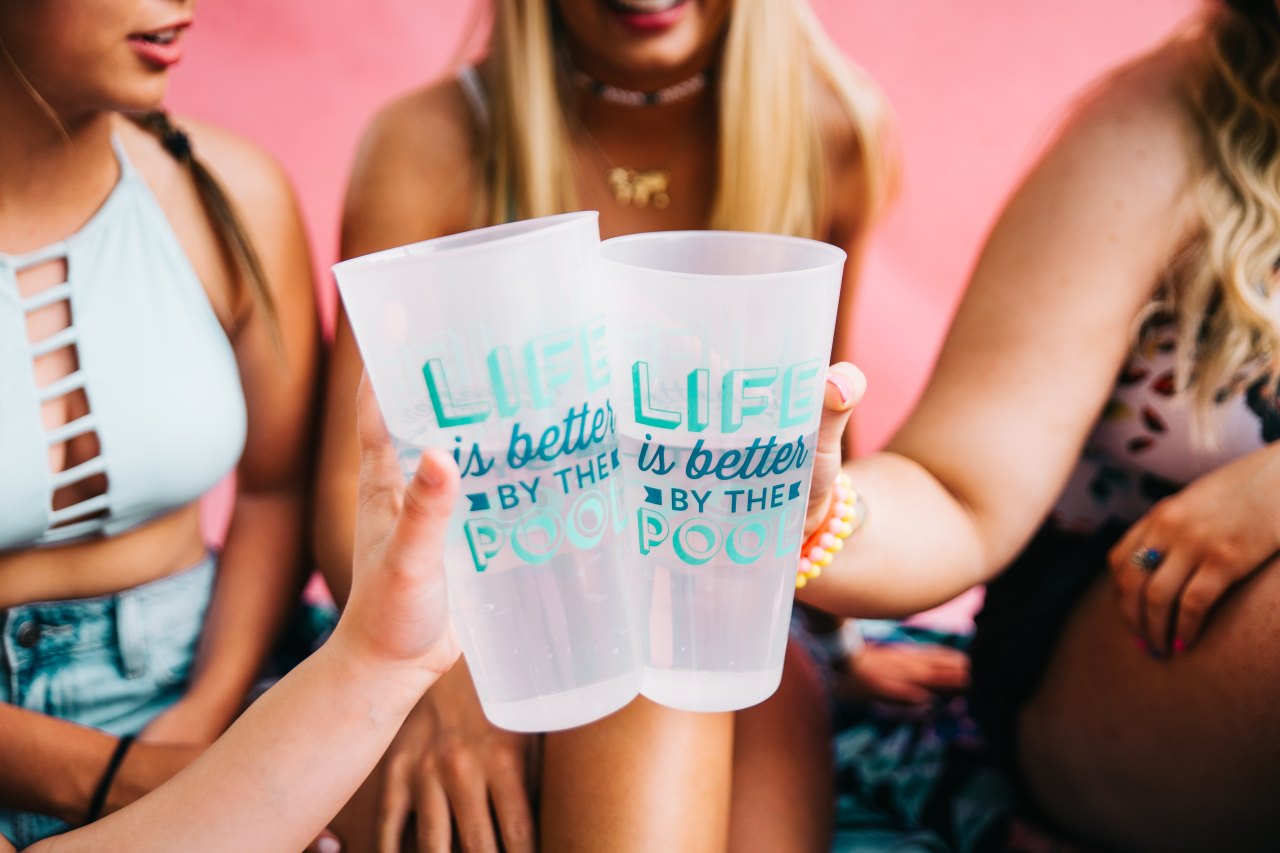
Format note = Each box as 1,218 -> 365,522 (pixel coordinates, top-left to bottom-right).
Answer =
602,231 -> 845,712
335,212 -> 640,732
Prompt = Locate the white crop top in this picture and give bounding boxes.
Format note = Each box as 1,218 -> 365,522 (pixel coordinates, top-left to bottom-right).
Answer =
0,137 -> 247,550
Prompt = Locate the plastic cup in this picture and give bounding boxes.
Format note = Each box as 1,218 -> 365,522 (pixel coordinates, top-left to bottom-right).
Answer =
601,231 -> 845,712
334,212 -> 640,732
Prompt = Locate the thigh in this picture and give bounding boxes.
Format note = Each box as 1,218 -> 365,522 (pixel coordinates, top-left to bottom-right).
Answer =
728,640 -> 833,853
540,697 -> 734,853
330,698 -> 734,853
1019,560 -> 1280,852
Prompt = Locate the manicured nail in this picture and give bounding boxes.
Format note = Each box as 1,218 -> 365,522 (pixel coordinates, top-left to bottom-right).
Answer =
1132,635 -> 1148,653
317,838 -> 341,853
1173,637 -> 1187,654
827,374 -> 853,406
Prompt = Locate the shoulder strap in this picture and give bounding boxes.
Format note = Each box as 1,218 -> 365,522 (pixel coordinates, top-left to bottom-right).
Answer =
457,64 -> 490,132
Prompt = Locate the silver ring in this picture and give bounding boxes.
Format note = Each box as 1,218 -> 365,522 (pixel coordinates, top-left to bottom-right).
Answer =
1130,547 -> 1162,572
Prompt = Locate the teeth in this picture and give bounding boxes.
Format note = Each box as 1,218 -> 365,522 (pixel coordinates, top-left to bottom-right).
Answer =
141,29 -> 177,44
613,0 -> 682,14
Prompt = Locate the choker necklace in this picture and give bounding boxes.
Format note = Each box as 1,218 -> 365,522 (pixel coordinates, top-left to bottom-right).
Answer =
570,68 -> 709,108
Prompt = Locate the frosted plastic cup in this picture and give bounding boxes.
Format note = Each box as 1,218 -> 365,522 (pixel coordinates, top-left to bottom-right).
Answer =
601,231 -> 845,712
334,212 -> 640,732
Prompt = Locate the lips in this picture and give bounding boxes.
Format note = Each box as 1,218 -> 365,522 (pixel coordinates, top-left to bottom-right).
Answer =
608,0 -> 686,12
127,21 -> 190,68
604,0 -> 691,31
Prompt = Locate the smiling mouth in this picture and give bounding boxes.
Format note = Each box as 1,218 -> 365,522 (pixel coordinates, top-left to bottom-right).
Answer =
606,0 -> 689,14
131,28 -> 182,45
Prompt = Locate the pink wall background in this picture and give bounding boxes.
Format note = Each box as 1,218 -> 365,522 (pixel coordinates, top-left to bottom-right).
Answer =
175,1 -> 1199,564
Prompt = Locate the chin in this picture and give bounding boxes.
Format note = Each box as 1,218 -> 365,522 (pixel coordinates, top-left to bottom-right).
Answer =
558,0 -> 727,84
610,41 -> 705,75
107,79 -> 170,114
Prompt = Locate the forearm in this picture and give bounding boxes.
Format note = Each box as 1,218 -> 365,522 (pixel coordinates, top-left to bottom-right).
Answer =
183,489 -> 307,732
0,705 -> 113,824
29,634 -> 433,853
313,472 -> 359,610
798,451 -> 994,619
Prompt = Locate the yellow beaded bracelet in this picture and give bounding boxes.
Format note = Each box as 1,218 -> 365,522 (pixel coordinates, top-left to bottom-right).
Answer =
796,471 -> 866,589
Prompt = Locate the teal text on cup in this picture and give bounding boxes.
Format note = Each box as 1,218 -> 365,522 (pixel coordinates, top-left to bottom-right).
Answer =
422,317 -> 610,427
630,356 -> 824,433
425,317 -> 624,574
625,354 -> 822,569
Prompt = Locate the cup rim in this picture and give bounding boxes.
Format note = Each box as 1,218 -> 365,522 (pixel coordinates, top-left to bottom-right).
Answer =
600,230 -> 846,282
332,211 -> 599,277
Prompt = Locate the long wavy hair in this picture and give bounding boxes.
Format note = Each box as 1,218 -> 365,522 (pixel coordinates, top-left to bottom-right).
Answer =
1166,1 -> 1280,423
473,0 -> 896,238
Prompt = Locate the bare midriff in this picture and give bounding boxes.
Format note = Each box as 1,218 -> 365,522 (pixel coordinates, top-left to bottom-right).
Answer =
0,504 -> 208,609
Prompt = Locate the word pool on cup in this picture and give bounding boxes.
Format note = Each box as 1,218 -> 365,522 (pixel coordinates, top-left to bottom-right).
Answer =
602,231 -> 844,712
335,212 -> 641,732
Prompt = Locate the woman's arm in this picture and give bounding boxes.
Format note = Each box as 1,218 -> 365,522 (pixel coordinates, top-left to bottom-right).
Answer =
25,383 -> 461,853
314,82 -> 478,607
0,706 -> 199,825
800,56 -> 1201,620
141,122 -> 320,743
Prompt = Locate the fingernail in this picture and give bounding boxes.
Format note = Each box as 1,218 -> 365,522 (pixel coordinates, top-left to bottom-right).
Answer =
1173,637 -> 1187,654
827,374 -> 853,405
317,838 -> 341,853
1132,635 -> 1148,652
417,451 -> 442,487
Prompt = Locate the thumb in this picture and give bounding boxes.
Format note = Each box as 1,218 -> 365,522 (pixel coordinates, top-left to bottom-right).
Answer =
382,447 -> 460,574
816,362 -> 865,457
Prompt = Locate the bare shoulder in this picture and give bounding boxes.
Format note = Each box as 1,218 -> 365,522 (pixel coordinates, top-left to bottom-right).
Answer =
174,116 -> 303,239
812,61 -> 895,235
112,114 -> 310,319
343,75 -> 481,254
357,76 -> 478,183
115,113 -> 302,254
114,112 -> 297,220
813,63 -> 892,163
1047,38 -> 1201,209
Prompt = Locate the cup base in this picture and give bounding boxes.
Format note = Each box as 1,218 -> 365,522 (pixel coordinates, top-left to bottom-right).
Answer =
641,665 -> 784,712
481,672 -> 640,733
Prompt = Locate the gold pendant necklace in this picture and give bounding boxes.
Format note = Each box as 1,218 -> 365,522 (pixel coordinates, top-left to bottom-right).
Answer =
605,166 -> 671,210
567,62 -> 710,212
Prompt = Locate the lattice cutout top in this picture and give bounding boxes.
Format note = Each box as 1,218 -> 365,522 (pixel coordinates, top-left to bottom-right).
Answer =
0,136 -> 247,551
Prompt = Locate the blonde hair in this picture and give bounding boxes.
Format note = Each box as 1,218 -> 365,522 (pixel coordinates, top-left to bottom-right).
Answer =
1167,5 -> 1280,421
475,0 -> 896,238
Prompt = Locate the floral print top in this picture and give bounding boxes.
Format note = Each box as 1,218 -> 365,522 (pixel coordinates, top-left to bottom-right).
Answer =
1051,312 -> 1279,533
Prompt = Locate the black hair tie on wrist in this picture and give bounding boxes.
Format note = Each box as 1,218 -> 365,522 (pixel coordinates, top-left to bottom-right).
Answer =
85,734 -> 136,825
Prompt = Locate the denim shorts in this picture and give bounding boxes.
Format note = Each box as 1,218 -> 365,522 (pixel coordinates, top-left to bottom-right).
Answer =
0,554 -> 216,847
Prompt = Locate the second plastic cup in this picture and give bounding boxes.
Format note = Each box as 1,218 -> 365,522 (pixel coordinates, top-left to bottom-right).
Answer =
335,212 -> 640,732
602,231 -> 845,712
